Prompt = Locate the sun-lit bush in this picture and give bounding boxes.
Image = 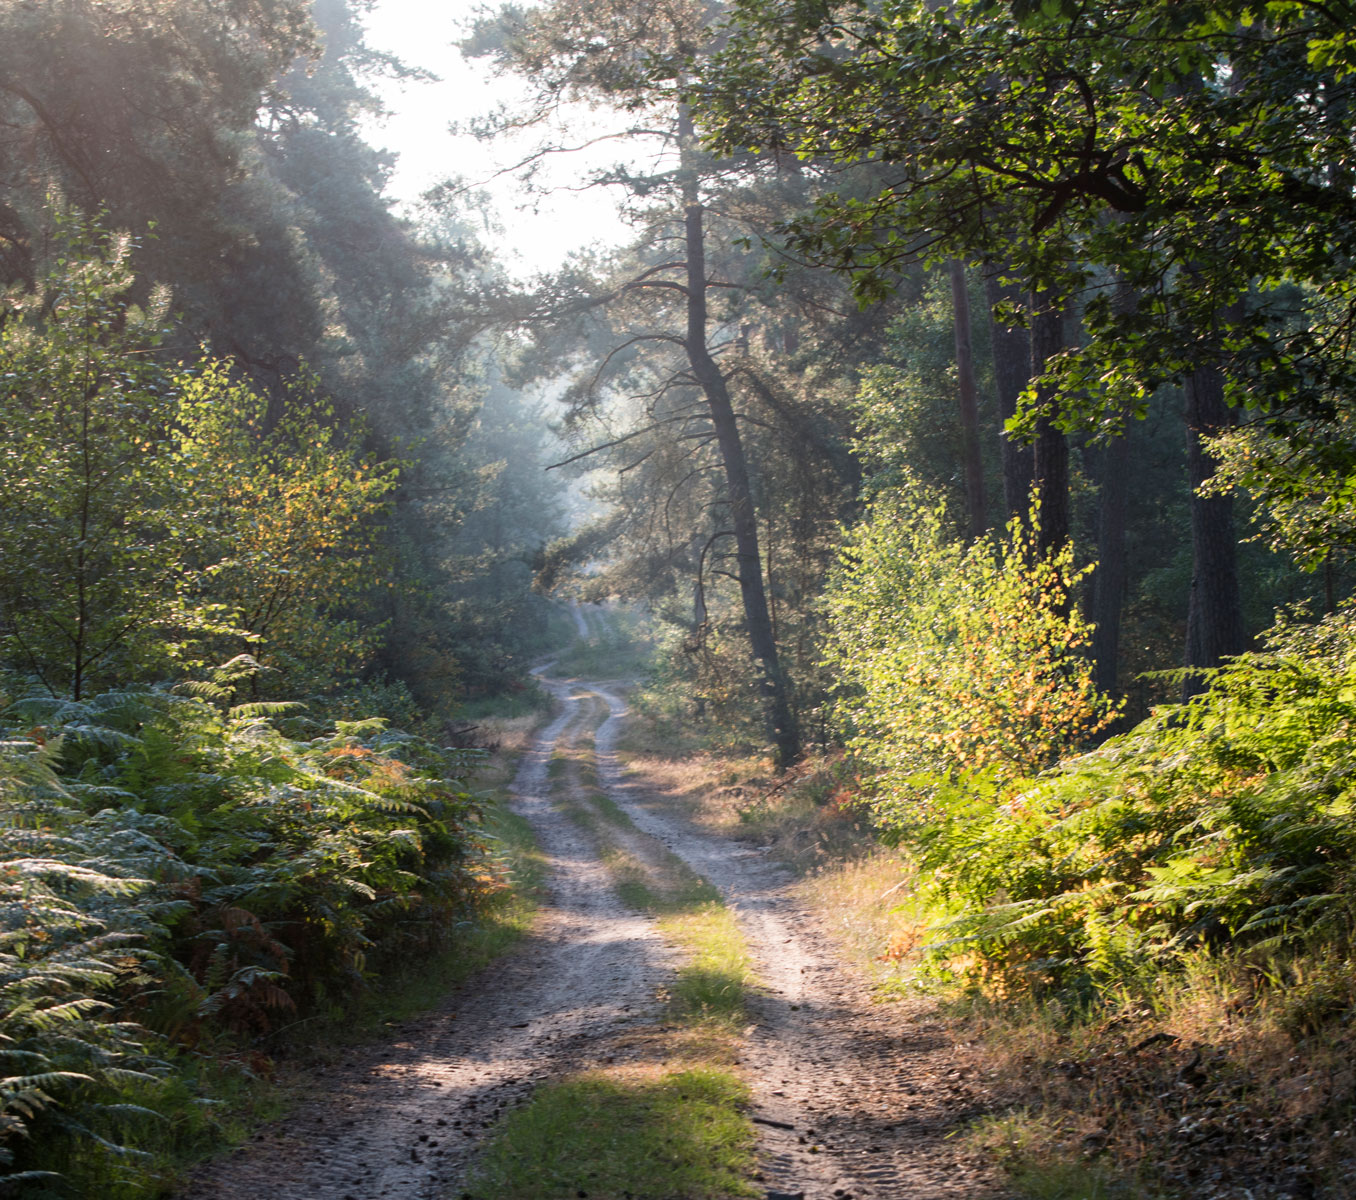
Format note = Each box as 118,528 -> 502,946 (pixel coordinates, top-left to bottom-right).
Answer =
823,485 -> 1118,819
912,604 -> 1356,993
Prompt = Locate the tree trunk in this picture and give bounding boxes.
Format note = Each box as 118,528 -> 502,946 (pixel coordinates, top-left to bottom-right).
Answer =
984,268 -> 1034,520
683,200 -> 799,766
1029,290 -> 1069,557
1089,275 -> 1138,695
1090,414 -> 1131,694
949,259 -> 986,540
1182,360 -> 1244,699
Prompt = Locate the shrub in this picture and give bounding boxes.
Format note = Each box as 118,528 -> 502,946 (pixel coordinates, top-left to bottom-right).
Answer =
823,486 -> 1118,821
0,673 -> 490,1189
913,604 -> 1356,993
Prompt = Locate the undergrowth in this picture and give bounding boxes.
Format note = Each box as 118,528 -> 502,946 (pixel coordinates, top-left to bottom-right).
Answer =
0,662 -> 547,1196
618,593 -> 1356,1198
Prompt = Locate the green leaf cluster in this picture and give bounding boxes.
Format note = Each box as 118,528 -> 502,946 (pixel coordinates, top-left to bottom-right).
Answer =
897,604 -> 1356,995
0,214 -> 399,700
697,0 -> 1356,554
823,482 -> 1117,802
0,673 -> 490,1189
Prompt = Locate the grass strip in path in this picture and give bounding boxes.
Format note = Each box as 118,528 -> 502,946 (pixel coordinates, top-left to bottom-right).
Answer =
463,1066 -> 757,1200
658,902 -> 753,1030
460,707 -> 760,1199
553,735 -> 755,1030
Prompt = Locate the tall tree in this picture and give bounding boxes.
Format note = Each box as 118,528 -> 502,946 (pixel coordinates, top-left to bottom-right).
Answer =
1029,291 -> 1069,557
1181,359 -> 1245,695
0,222 -> 183,697
0,0 -> 314,289
466,0 -> 811,763
1088,415 -> 1132,694
696,0 -> 1356,662
983,270 -> 1035,520
949,259 -> 986,540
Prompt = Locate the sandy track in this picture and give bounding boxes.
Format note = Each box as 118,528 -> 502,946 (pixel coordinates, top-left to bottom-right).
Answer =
183,668 -> 1005,1200
588,684 -> 1007,1200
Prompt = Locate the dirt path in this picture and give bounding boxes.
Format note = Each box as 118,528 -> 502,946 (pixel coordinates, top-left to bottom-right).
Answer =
183,667 -> 1006,1200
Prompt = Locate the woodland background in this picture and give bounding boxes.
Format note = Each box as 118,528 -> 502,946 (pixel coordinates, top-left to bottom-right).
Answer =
2,0 -> 1355,1194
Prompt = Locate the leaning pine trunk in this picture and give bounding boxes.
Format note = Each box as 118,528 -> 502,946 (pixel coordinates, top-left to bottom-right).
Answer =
679,169 -> 798,765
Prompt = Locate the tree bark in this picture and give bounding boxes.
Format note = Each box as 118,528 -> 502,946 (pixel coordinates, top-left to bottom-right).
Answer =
1181,360 -> 1245,699
949,259 -> 986,540
683,200 -> 799,766
1029,290 -> 1069,558
1089,275 -> 1139,695
984,268 -> 1034,520
1090,413 -> 1131,694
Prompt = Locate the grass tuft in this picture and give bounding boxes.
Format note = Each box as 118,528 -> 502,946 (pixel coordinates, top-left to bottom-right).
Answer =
464,1066 -> 758,1200
659,904 -> 754,1028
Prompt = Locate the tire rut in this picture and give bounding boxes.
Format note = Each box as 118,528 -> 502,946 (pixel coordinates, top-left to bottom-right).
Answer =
181,671 -> 676,1200
183,667 -> 1006,1200
587,682 -> 1010,1200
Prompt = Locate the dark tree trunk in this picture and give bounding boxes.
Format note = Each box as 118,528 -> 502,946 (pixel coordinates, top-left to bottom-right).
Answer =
1029,291 -> 1069,557
1090,414 -> 1131,694
949,259 -> 986,540
683,201 -> 799,765
1089,276 -> 1139,694
984,268 -> 1034,520
1182,361 -> 1245,699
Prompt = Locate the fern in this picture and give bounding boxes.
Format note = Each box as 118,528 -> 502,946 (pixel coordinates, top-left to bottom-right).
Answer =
868,603 -> 1356,995
1,675 -> 490,1190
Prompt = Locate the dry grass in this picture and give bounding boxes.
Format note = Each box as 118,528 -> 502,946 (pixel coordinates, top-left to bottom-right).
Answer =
943,952 -> 1356,1198
791,833 -> 1356,1197
796,850 -> 929,993
791,845 -> 1356,1199
617,720 -> 1356,1199
471,710 -> 543,758
617,735 -> 879,874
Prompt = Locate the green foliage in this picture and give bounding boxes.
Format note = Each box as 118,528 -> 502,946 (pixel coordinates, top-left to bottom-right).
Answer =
1209,406 -> 1356,573
467,1067 -> 758,1200
0,0 -> 314,291
420,384 -> 570,702
903,603 -> 1356,994
171,360 -> 400,690
0,216 -> 401,700
0,673 -> 490,1190
0,215 -> 191,697
635,623 -> 775,756
824,484 -> 1118,806
852,269 -> 998,514
0,742 -> 165,1191
700,0 -> 1356,429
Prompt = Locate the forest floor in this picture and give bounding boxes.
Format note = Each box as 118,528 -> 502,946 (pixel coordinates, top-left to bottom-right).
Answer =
180,655 -> 1010,1200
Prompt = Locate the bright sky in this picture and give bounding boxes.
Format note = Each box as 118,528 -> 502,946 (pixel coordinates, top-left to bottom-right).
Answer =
359,0 -> 634,276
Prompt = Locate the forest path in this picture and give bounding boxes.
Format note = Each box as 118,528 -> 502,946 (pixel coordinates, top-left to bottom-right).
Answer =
182,661 -> 1003,1200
